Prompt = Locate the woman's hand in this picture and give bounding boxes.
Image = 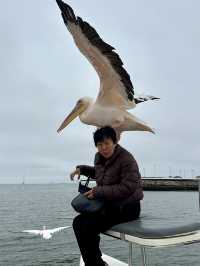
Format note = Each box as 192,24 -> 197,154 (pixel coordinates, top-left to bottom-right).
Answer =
84,188 -> 95,199
70,168 -> 81,181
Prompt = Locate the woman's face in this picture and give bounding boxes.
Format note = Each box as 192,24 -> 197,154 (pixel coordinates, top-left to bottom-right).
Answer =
96,138 -> 116,159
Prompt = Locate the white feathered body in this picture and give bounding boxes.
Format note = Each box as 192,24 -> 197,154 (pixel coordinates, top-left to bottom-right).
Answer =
80,100 -> 153,132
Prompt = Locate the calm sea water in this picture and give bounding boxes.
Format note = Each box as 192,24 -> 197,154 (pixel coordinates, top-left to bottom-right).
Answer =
1,183 -> 200,266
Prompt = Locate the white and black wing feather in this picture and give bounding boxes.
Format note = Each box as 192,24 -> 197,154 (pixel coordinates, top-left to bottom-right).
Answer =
56,0 -> 135,109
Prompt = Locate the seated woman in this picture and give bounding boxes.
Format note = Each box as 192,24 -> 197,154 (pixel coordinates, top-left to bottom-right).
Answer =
70,126 -> 143,266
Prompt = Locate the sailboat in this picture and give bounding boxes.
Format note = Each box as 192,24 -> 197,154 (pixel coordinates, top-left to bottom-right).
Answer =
22,177 -> 25,185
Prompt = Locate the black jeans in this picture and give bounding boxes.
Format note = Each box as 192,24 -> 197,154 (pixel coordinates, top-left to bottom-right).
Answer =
73,201 -> 140,266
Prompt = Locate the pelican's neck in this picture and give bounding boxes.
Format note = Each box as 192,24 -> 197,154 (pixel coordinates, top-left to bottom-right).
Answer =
82,97 -> 93,108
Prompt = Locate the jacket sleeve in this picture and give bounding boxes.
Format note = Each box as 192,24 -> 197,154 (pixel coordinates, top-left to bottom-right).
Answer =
76,154 -> 99,179
76,165 -> 95,178
93,155 -> 141,200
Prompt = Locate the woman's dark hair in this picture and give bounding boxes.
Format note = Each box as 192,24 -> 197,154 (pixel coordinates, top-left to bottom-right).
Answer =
93,126 -> 117,146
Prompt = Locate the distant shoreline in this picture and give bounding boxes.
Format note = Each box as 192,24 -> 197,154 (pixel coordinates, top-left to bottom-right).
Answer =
0,178 -> 199,191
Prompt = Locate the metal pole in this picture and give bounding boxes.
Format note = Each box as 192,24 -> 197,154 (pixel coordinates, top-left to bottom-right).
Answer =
153,164 -> 156,178
128,243 -> 133,266
141,247 -> 147,266
168,166 -> 172,177
143,168 -> 146,178
198,178 -> 200,211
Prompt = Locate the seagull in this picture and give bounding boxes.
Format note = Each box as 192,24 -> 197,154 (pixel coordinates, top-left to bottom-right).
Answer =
23,226 -> 71,240
56,0 -> 159,136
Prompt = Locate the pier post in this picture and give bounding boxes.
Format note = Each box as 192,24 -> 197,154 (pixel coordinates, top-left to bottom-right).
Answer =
140,247 -> 147,266
128,243 -> 133,266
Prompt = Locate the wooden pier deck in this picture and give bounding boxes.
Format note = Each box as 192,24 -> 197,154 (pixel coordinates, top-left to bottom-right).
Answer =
142,178 -> 199,191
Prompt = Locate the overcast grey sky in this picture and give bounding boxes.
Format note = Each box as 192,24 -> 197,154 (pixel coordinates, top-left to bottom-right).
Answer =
1,0 -> 200,183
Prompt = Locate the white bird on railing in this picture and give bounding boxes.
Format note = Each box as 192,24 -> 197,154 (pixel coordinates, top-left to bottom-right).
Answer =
56,0 -> 159,136
23,226 -> 71,240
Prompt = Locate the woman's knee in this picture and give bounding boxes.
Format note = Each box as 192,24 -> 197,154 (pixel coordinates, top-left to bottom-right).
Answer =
73,213 -> 102,233
73,214 -> 92,231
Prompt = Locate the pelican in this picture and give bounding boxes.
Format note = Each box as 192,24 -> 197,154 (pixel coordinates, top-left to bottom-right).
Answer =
56,0 -> 159,136
22,225 -> 71,240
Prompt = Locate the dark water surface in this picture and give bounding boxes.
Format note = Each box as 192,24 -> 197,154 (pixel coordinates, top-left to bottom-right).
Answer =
1,184 -> 200,266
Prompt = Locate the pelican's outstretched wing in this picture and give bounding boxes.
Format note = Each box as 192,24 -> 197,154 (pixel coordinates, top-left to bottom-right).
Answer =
23,230 -> 42,235
56,0 -> 135,109
48,226 -> 71,234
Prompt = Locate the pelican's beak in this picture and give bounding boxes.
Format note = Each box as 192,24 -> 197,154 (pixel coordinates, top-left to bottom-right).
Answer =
143,125 -> 155,134
149,128 -> 155,134
57,103 -> 85,133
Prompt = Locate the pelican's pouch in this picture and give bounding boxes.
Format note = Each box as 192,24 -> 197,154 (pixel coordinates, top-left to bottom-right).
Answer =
71,178 -> 104,213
